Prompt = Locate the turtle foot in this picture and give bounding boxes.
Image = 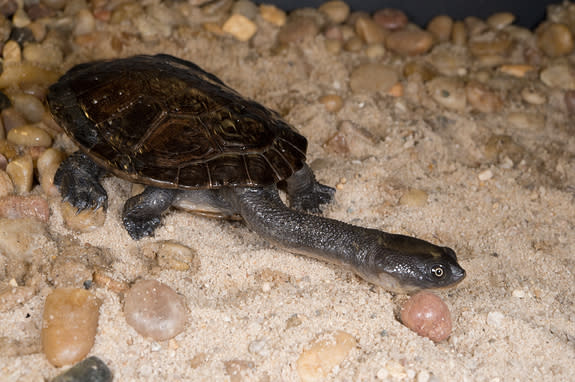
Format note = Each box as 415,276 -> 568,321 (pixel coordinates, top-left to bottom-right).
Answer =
55,152 -> 108,211
290,182 -> 335,213
122,186 -> 177,240
123,215 -> 161,240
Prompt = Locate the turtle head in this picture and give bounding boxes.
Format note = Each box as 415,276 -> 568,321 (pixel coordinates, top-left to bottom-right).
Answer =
360,233 -> 466,293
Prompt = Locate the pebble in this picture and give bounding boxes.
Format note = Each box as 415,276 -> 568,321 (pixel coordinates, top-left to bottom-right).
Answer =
124,279 -> 187,341
0,62 -> 60,88
355,17 -> 387,44
451,21 -> 467,46
478,169 -> 493,181
37,148 -> 63,197
386,29 -> 434,56
42,288 -> 102,367
498,64 -> 536,78
296,330 -> 356,382
324,39 -> 342,54
428,49 -> 469,76
7,124 -> 52,147
426,76 -> 467,111
140,240 -> 200,273
73,8 -> 96,36
93,270 -> 129,293
277,17 -> 319,44
365,43 -> 386,58
536,22 -> 574,57
343,36 -> 363,52
349,63 -> 398,94
468,35 -> 512,57
318,1 -> 350,24
403,61 -> 437,82
486,311 -> 505,327
22,43 -> 64,68
2,107 -> 27,132
259,4 -> 286,27
373,8 -> 408,30
222,13 -> 257,42
400,291 -> 452,342
0,195 -> 49,222
486,12 -> 515,30
564,90 -> 575,113
506,111 -> 545,129
6,154 -> 33,194
540,64 -> 575,90
0,170 -> 13,197
399,189 -> 428,207
521,87 -> 546,105
60,201 -> 106,233
231,0 -> 258,20
427,15 -> 453,42
52,356 -> 113,382
465,81 -> 503,113
2,40 -> 21,63
318,94 -> 344,112
11,94 -> 45,123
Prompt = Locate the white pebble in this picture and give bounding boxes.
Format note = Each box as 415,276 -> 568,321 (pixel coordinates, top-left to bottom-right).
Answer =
486,311 -> 505,328
478,169 -> 493,181
512,289 -> 526,298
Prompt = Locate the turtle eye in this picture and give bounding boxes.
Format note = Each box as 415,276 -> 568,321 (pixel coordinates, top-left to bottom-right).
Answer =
431,265 -> 445,279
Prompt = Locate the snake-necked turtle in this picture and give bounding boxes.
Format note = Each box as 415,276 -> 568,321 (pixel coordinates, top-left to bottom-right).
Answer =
47,54 -> 465,292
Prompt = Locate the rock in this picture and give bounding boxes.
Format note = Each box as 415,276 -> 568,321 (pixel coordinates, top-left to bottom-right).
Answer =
73,8 -> 96,36
277,17 -> 319,44
124,279 -> 187,341
0,170 -> 14,197
0,62 -> 59,89
506,111 -> 545,129
222,14 -> 257,42
399,189 -> 428,207
373,8 -> 407,30
318,94 -> 344,112
140,240 -> 200,273
355,17 -> 387,44
536,23 -> 574,57
60,202 -> 106,233
7,124 -> 52,147
6,154 -> 33,194
498,64 -> 536,78
468,35 -> 512,57
11,94 -> 45,123
0,195 -> 49,222
451,21 -> 467,46
231,0 -> 258,20
540,64 -> 575,89
486,12 -> 515,30
42,288 -> 102,367
365,43 -> 386,58
296,330 -> 356,382
564,90 -> 575,113
427,15 -> 453,42
349,63 -> 398,94
259,4 -> 286,27
318,1 -> 349,24
426,77 -> 467,111
521,87 -> 546,105
400,291 -> 452,342
52,356 -> 113,382
37,148 -> 63,197
386,29 -> 434,56
22,43 -> 64,68
465,81 -> 503,113
403,61 -> 437,82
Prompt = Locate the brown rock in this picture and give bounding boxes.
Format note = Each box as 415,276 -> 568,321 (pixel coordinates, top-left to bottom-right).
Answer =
536,22 -> 574,57
465,81 -> 503,113
400,291 -> 452,342
427,15 -> 453,42
277,17 -> 319,44
349,63 -> 398,94
42,288 -> 101,367
386,29 -> 434,56
373,8 -> 407,30
355,17 -> 387,44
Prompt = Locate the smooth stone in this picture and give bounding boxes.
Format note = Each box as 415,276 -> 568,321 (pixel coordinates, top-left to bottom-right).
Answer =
296,331 -> 356,382
140,240 -> 200,273
60,202 -> 106,233
0,170 -> 14,197
426,77 -> 467,111
428,49 -> 469,76
427,15 -> 453,42
521,87 -> 546,105
124,279 -> 187,341
259,4 -> 286,27
403,61 -> 437,82
355,17 -> 386,44
507,111 -> 545,129
73,8 -> 96,36
498,64 -> 536,78
318,94 -> 344,112
52,356 -> 112,382
536,22 -> 574,57
540,64 -> 575,90
365,43 -> 386,58
318,0 -> 349,24
349,63 -> 398,94
231,0 -> 258,20
386,29 -> 434,56
277,17 -> 319,44
222,13 -> 257,42
399,189 -> 428,207
373,8 -> 407,30
6,154 -> 33,193
22,43 -> 64,68
486,12 -> 515,30
11,93 -> 45,123
7,124 -> 52,147
42,288 -> 102,367
400,291 -> 452,342
465,81 -> 503,113
343,36 -> 363,52
468,35 -> 512,57
37,148 -> 64,197
451,21 -> 467,46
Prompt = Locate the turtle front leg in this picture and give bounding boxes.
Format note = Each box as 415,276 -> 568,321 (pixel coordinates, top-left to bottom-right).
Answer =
122,186 -> 178,240
284,164 -> 335,213
55,151 -> 108,211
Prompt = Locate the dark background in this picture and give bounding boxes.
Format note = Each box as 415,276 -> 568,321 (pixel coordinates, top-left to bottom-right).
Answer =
264,1 -> 559,28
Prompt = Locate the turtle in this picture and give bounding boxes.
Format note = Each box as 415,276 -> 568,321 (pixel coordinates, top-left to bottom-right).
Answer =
47,54 -> 465,292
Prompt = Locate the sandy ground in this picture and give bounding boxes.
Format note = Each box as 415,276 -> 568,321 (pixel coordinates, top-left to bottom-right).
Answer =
1,4 -> 575,381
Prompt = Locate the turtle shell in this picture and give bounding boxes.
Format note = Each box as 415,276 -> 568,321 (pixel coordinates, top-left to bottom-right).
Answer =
47,54 -> 308,189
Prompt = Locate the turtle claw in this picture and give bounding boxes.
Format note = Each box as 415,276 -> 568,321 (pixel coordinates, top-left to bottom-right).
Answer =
54,152 -> 108,212
123,215 -> 161,240
290,182 -> 335,213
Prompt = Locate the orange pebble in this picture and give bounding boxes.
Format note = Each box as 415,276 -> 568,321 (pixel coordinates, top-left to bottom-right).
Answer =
400,291 -> 452,342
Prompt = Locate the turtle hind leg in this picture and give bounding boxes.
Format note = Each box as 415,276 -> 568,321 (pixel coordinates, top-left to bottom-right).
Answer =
122,187 -> 178,240
55,151 -> 108,211
284,164 -> 335,213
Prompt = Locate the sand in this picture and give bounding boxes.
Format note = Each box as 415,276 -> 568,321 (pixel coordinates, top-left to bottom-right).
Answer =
1,3 -> 574,381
